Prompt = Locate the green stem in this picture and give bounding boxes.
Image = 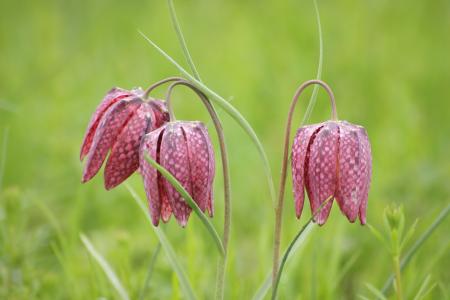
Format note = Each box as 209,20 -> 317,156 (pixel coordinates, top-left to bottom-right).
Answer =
165,80 -> 231,300
272,80 -> 337,291
144,76 -> 184,99
381,204 -> 450,295
393,255 -> 403,300
271,196 -> 333,300
145,154 -> 225,257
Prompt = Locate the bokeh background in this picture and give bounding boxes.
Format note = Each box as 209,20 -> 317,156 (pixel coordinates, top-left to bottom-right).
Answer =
1,0 -> 449,299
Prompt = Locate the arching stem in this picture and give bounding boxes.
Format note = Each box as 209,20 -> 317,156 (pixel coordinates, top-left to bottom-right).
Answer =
143,76 -> 185,99
272,79 -> 337,291
165,79 -> 231,300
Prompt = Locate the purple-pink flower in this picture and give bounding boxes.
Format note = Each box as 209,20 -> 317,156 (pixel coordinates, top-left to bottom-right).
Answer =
80,87 -> 169,189
139,121 -> 215,227
291,120 -> 372,225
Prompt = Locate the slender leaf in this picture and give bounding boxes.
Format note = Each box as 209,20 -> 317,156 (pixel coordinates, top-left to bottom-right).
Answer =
365,283 -> 387,300
0,127 -> 9,192
80,234 -> 130,300
252,223 -> 315,300
144,154 -> 225,256
126,183 -> 197,300
413,275 -> 435,300
367,223 -> 389,250
301,0 -> 324,125
381,204 -> 450,295
138,31 -> 276,207
139,243 -> 161,300
167,0 -> 201,80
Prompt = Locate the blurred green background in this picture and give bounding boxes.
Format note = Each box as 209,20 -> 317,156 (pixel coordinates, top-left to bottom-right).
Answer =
1,0 -> 449,299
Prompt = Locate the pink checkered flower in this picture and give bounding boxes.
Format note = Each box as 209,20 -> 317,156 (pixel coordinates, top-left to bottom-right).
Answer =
139,121 -> 215,227
80,87 -> 169,189
291,120 -> 372,225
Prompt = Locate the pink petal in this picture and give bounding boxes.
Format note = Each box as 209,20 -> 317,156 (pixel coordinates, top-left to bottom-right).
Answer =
140,127 -> 165,226
104,103 -> 156,190
182,122 -> 215,216
148,100 -> 170,128
335,122 -> 365,222
80,88 -> 131,160
160,123 -> 193,227
82,98 -> 142,183
291,124 -> 322,219
305,122 -> 339,225
357,126 -> 372,225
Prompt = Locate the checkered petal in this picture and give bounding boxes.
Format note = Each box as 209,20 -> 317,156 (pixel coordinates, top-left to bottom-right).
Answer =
336,122 -> 365,222
291,124 -> 322,219
104,102 -> 156,190
305,122 -> 339,225
183,122 -> 215,216
160,123 -> 193,227
357,127 -> 372,225
80,88 -> 132,160
82,98 -> 142,183
140,127 -> 166,226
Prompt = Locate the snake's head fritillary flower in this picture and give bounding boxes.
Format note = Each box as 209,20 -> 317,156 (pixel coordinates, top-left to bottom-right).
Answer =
80,87 -> 169,190
291,120 -> 372,225
139,121 -> 215,227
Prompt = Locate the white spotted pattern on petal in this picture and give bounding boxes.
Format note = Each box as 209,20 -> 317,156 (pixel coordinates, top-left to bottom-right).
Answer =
291,124 -> 322,219
357,126 -> 372,225
306,122 -> 339,225
160,123 -> 193,227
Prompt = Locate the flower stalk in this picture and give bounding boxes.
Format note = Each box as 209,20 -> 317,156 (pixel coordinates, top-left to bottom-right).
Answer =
165,79 -> 231,300
272,80 -> 337,289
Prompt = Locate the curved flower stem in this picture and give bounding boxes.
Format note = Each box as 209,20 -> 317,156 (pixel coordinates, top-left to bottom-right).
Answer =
272,79 -> 337,290
271,196 -> 333,300
143,76 -> 185,99
166,79 -> 231,300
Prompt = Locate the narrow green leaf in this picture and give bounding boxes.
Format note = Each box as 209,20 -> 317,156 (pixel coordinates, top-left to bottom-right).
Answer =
139,243 -> 161,300
400,218 -> 418,251
0,127 -> 9,192
381,204 -> 450,295
126,183 -> 198,300
301,0 -> 324,125
144,154 -> 225,256
138,31 -> 276,207
357,295 -> 371,300
80,234 -> 130,300
413,275 -> 434,300
252,223 -> 315,300
367,223 -> 390,250
167,0 -> 201,80
365,283 -> 388,300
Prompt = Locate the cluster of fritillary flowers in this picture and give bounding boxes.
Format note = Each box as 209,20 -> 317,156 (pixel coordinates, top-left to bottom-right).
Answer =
80,80 -> 215,227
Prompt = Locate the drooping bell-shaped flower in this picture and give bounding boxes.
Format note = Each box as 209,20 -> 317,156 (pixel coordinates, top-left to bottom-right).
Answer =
139,121 -> 215,227
80,87 -> 169,189
291,120 -> 372,225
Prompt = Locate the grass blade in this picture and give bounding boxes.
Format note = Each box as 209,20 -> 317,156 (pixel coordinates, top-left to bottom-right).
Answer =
80,234 -> 130,300
252,223 -> 315,300
0,127 -> 9,192
144,154 -> 225,256
365,283 -> 388,300
167,0 -> 201,80
138,31 -> 276,207
381,204 -> 450,295
301,0 -> 324,125
139,243 -> 161,300
126,183 -> 197,300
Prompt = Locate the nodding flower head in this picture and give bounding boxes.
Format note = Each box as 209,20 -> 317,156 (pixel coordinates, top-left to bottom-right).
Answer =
80,87 -> 169,190
291,120 -> 372,225
139,121 -> 215,227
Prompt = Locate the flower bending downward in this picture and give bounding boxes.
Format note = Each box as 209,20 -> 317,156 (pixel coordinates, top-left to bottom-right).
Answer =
140,121 -> 215,227
80,88 -> 169,189
292,120 -> 372,225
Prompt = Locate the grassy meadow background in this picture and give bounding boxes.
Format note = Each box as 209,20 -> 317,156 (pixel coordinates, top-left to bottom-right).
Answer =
1,0 -> 449,299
